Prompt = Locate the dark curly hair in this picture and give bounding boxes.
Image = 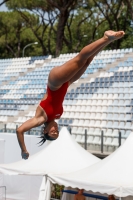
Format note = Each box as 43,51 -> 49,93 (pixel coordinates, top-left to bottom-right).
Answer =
38,123 -> 57,146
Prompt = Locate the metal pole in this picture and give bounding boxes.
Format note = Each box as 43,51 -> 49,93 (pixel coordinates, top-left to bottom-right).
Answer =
41,126 -> 44,135
22,42 -> 38,57
69,127 -> 71,134
84,129 -> 87,150
101,130 -> 104,153
119,131 -> 121,147
16,125 -> 18,132
5,186 -> 6,200
4,124 -> 6,132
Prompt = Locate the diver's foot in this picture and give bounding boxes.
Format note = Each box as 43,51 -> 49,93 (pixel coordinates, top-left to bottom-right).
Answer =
104,30 -> 125,41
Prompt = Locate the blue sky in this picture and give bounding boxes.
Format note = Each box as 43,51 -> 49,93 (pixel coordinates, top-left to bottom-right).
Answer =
0,2 -> 8,11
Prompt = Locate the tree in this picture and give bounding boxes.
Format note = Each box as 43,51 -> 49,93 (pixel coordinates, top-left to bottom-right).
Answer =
124,0 -> 133,21
6,0 -> 93,56
0,11 -> 25,57
93,0 -> 131,49
3,0 -> 133,58
0,11 -> 39,58
6,0 -> 52,55
62,5 -> 103,53
0,0 -> 10,7
45,0 -> 79,56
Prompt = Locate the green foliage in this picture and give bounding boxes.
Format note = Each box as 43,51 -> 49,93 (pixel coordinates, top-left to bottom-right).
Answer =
6,0 -> 48,10
51,184 -> 64,199
0,11 -> 41,58
0,0 -> 131,58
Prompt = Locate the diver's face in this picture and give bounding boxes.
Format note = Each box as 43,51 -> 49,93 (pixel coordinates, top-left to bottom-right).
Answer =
44,121 -> 59,139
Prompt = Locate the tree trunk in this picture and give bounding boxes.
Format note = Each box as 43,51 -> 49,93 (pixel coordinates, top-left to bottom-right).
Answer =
55,10 -> 69,56
6,44 -> 17,57
16,29 -> 21,58
125,0 -> 133,21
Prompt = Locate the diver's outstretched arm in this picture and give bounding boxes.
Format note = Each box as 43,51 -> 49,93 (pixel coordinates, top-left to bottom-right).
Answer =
16,116 -> 45,159
16,106 -> 47,159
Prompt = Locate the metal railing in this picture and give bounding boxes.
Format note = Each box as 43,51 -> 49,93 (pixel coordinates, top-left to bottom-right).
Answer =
68,127 -> 122,154
0,124 -> 41,135
0,124 -> 123,154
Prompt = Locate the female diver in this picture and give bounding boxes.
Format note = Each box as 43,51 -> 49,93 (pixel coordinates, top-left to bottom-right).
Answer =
16,30 -> 125,159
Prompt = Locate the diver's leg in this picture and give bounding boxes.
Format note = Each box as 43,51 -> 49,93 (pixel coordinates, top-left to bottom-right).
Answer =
48,30 -> 125,90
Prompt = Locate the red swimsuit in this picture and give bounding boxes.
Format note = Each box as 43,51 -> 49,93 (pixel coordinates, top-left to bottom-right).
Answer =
40,82 -> 69,122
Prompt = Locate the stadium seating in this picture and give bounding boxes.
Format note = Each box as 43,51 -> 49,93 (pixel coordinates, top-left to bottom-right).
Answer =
0,48 -> 133,154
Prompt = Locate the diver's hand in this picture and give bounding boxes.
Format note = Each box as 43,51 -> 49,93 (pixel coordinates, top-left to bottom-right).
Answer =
21,150 -> 29,160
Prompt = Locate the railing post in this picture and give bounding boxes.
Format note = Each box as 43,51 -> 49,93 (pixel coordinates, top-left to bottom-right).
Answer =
67,126 -> 72,135
16,125 -> 18,132
68,127 -> 71,134
4,124 -> 6,133
41,126 -> 44,135
119,131 -> 121,147
101,130 -> 104,153
84,129 -> 87,150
